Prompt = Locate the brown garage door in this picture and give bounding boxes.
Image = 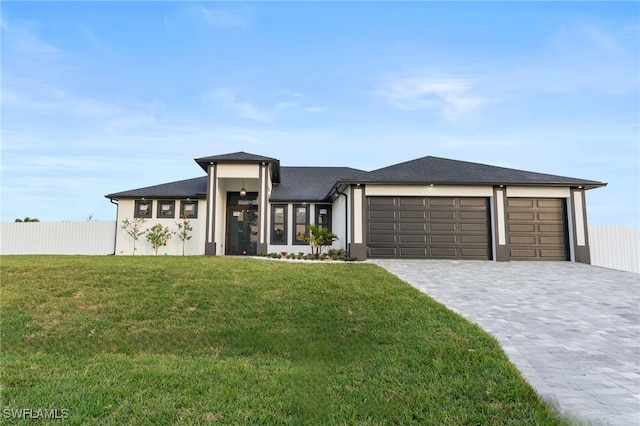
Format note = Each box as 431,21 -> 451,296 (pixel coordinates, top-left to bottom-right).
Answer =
507,198 -> 569,261
367,197 -> 491,259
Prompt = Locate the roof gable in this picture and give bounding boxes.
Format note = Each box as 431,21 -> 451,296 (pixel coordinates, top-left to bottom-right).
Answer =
347,156 -> 605,188
195,150 -> 279,169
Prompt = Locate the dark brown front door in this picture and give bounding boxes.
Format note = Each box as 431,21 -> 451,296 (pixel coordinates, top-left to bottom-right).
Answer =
226,206 -> 259,255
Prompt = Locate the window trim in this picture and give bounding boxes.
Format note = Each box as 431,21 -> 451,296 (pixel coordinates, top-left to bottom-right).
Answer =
293,204 -> 310,245
134,200 -> 153,218
179,201 -> 198,219
270,204 -> 288,245
157,200 -> 176,219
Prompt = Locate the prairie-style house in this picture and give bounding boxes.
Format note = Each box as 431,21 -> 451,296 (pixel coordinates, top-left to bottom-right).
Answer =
106,151 -> 605,262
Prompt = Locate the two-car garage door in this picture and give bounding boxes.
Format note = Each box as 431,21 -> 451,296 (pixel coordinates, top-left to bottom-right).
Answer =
367,197 -> 492,259
366,196 -> 569,261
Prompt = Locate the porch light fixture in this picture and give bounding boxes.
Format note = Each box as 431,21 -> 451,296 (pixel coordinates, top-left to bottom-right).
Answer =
240,179 -> 247,197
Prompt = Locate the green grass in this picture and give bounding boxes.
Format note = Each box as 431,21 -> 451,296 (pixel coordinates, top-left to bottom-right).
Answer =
1,256 -> 563,425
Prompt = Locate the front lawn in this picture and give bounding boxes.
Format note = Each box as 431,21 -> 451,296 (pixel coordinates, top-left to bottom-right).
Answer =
1,256 -> 563,424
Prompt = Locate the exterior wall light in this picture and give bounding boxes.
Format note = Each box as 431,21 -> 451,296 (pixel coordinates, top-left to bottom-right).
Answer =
240,179 -> 247,197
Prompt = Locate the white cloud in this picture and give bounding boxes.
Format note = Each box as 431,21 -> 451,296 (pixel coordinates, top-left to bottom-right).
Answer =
208,88 -> 273,122
380,77 -> 486,121
1,18 -> 59,57
192,7 -> 247,28
206,89 -> 319,122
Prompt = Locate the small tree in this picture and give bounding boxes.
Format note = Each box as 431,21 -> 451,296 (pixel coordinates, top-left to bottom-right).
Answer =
146,223 -> 173,256
176,219 -> 193,256
15,217 -> 40,222
298,224 -> 338,258
121,218 -> 147,255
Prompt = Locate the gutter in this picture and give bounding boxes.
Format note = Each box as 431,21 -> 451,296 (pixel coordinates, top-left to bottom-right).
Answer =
335,180 -> 608,190
107,197 -> 118,255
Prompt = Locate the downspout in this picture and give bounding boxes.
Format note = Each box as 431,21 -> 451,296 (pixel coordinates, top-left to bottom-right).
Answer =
335,186 -> 349,254
109,197 -> 119,255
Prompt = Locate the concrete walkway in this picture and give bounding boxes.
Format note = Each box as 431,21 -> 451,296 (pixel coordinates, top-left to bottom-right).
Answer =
369,260 -> 640,426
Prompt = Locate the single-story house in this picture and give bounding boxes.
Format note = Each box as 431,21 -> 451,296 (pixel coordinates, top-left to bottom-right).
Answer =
106,151 -> 606,262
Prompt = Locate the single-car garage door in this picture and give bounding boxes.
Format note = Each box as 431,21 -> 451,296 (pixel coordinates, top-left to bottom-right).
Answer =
367,197 -> 491,259
507,198 -> 569,261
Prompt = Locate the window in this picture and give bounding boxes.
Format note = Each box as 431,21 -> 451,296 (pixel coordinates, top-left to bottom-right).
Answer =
180,201 -> 198,219
134,200 -> 153,218
293,204 -> 309,245
316,205 -> 332,232
271,205 -> 287,245
157,200 -> 175,218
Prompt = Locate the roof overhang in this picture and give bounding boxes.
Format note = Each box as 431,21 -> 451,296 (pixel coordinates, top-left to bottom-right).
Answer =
335,180 -> 607,190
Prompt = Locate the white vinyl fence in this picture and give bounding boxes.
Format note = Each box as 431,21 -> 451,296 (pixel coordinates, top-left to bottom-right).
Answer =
588,226 -> 640,274
1,222 -> 638,273
0,221 -> 116,255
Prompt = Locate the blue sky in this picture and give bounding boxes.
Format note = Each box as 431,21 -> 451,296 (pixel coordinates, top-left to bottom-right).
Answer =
2,2 -> 638,230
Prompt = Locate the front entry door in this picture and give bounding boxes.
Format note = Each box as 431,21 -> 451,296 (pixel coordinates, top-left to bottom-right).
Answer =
226,207 -> 259,255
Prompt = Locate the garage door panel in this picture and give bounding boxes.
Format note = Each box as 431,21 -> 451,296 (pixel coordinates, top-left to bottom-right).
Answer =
507,198 -> 568,261
510,236 -> 536,244
540,249 -> 568,258
369,222 -> 396,231
400,222 -> 427,231
510,249 -> 536,258
400,210 -> 427,219
400,247 -> 428,257
538,212 -> 564,221
461,248 -> 491,258
430,248 -> 458,257
370,235 -> 397,243
460,198 -> 487,207
537,199 -> 563,208
400,234 -> 427,243
367,196 -> 490,260
509,212 -> 535,220
538,224 -> 564,233
539,236 -> 566,245
461,235 -> 488,244
460,211 -> 487,220
509,199 -> 534,208
369,247 -> 398,257
460,223 -> 487,232
369,210 -> 396,219
369,198 -> 397,206
430,235 -> 457,244
430,223 -> 457,231
429,198 -> 456,207
430,211 -> 456,220
399,198 -> 426,207
509,224 -> 535,232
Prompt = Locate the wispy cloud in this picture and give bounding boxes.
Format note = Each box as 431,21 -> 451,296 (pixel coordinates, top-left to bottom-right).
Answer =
208,88 -> 273,122
1,17 -> 59,60
191,6 -> 248,28
206,89 -> 315,122
380,77 -> 486,121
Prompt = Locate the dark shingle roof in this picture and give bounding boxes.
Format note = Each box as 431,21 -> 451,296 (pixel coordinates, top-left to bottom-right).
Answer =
106,177 -> 207,199
270,167 -> 364,201
106,155 -> 606,201
345,156 -> 606,188
195,151 -> 280,172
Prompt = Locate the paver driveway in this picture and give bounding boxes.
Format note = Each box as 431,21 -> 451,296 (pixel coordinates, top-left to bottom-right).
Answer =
370,260 -> 640,426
